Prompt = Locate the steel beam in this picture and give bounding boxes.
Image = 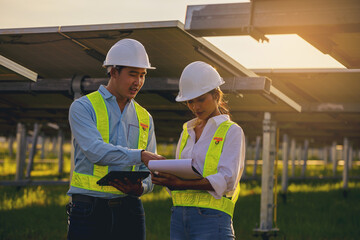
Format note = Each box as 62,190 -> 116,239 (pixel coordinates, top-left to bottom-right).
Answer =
0,55 -> 38,81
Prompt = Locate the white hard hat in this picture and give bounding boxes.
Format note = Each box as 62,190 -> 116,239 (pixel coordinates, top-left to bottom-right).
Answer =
176,61 -> 224,102
103,38 -> 155,69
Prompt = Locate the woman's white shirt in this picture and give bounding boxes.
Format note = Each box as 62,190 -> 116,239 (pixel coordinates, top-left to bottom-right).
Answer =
175,114 -> 245,199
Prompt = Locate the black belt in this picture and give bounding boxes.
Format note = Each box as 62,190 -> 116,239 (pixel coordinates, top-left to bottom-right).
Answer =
71,194 -> 135,206
72,194 -> 96,203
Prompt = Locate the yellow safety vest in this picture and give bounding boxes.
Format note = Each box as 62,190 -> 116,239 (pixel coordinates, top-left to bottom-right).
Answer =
171,120 -> 240,218
70,91 -> 150,194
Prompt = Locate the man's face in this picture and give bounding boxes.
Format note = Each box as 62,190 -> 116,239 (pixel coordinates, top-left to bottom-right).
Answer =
111,67 -> 147,101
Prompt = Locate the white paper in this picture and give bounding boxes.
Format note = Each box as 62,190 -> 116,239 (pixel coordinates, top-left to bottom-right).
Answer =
148,159 -> 203,180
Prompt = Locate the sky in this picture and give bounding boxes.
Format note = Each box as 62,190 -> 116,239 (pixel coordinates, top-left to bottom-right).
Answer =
0,0 -> 345,69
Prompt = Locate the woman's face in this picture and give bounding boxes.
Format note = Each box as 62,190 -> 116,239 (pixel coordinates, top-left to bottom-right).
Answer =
186,92 -> 220,121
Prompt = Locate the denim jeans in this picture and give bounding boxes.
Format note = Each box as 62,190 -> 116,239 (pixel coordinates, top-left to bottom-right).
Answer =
170,206 -> 235,240
66,195 -> 145,240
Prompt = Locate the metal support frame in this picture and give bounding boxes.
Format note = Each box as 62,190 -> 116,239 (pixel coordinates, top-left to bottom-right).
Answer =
349,145 -> 353,170
8,135 -> 14,159
185,1 -> 360,36
331,141 -> 337,176
40,133 -> 45,160
71,75 -> 86,99
26,123 -> 41,179
281,134 -> 289,193
323,146 -> 329,165
343,138 -> 349,190
15,123 -> 26,181
0,54 -> 38,81
301,139 -> 309,178
290,138 -> 296,177
57,129 -> 64,177
254,112 -> 279,236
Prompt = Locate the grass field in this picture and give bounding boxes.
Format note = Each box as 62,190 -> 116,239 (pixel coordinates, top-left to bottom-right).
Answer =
1,143 -> 360,240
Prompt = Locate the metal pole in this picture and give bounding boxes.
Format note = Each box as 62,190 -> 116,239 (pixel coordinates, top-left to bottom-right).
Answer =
323,146 -> 328,166
40,133 -> 45,160
15,123 -> 26,181
297,144 -> 302,177
343,138 -> 349,190
301,139 -> 309,178
8,135 -> 14,159
281,134 -> 289,193
58,129 -> 64,177
253,136 -> 261,177
26,123 -> 41,179
332,141 -> 337,176
258,112 -> 277,232
349,145 -> 353,170
290,138 -> 296,177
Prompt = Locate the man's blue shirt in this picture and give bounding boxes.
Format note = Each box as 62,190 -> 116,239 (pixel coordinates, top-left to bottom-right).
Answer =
67,85 -> 155,198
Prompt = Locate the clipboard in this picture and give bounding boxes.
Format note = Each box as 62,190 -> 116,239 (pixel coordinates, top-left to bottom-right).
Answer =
96,171 -> 150,186
148,159 -> 203,180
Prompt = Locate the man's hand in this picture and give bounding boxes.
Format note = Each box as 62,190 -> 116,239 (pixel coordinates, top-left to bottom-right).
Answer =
141,150 -> 165,167
109,178 -> 144,197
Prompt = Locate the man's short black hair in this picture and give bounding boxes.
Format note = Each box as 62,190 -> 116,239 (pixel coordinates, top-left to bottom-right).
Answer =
107,66 -> 125,77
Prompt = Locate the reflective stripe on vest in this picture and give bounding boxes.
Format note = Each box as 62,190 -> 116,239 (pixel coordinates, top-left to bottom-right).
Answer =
70,91 -> 150,194
172,120 -> 240,218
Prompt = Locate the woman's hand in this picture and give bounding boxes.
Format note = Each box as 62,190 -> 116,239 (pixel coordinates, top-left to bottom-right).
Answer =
151,172 -> 185,190
109,178 -> 144,196
152,172 -> 214,192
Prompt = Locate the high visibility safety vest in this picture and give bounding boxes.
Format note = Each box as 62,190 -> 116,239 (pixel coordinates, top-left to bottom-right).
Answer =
171,120 -> 241,218
70,91 -> 150,194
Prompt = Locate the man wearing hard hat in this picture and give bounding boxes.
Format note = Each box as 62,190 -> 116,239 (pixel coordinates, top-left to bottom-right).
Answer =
67,39 -> 165,240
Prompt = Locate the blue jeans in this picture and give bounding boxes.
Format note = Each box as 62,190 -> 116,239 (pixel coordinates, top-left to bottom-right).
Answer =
66,195 -> 145,240
170,206 -> 235,240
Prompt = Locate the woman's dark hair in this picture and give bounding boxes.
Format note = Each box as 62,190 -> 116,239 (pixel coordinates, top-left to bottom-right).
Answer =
210,88 -> 230,115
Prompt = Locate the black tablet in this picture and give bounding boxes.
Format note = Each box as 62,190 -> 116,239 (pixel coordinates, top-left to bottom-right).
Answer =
96,171 -> 150,186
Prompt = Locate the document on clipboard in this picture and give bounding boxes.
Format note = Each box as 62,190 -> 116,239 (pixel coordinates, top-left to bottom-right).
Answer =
148,159 -> 203,180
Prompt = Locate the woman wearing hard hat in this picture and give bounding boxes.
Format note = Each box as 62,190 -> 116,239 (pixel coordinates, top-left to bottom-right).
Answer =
152,61 -> 245,239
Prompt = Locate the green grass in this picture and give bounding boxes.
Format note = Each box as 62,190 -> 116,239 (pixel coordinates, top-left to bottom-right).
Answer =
1,142 -> 360,240
1,182 -> 360,240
